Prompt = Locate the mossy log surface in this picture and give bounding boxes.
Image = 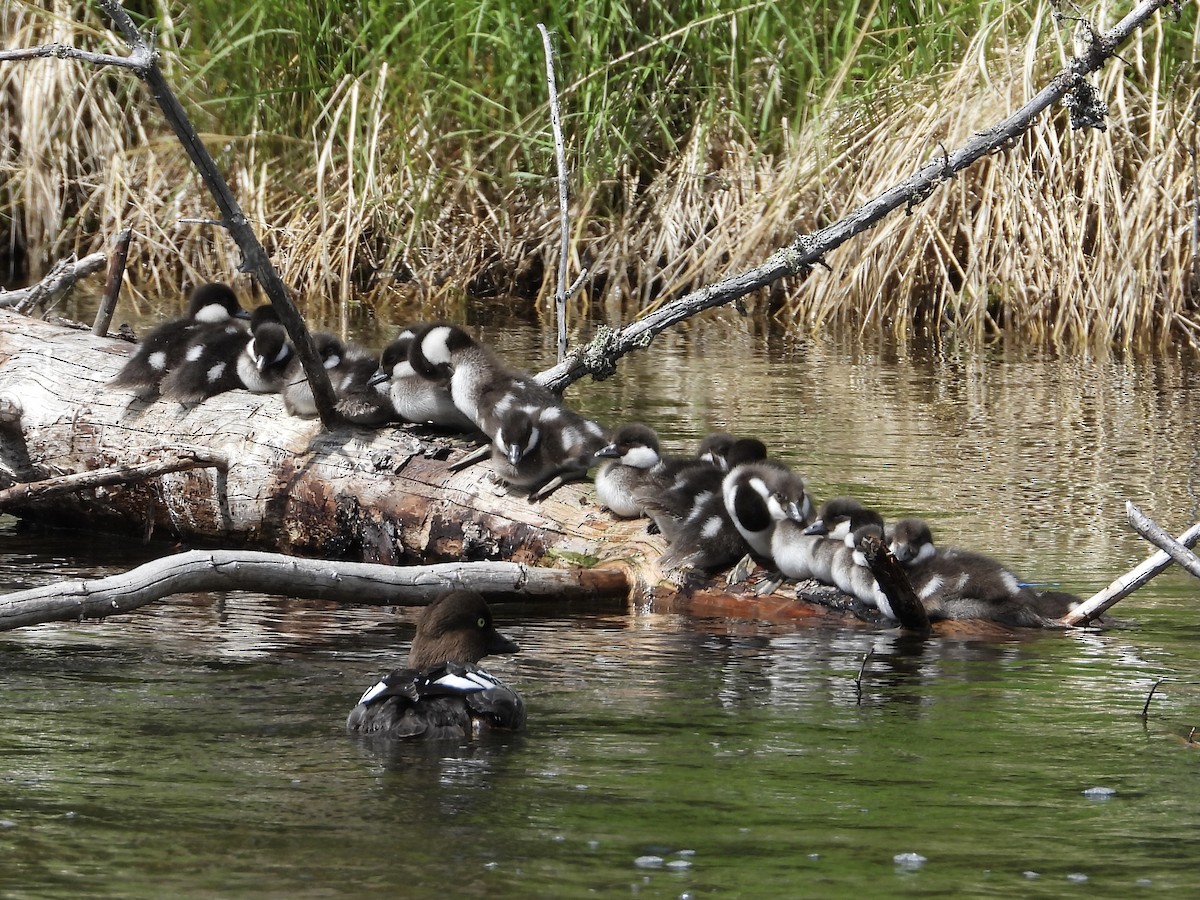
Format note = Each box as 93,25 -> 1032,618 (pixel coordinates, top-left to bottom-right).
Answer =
0,310 -> 1028,636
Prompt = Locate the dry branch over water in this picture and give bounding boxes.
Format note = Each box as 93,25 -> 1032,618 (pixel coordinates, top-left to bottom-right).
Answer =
1,1 -> 1195,344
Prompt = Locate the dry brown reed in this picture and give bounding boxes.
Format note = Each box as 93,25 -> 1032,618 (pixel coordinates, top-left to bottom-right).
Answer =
1,1 -> 1197,346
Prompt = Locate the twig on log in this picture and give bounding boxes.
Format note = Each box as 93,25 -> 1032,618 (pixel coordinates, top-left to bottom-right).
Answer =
535,0 -> 1176,391
0,253 -> 107,312
0,449 -> 228,509
0,550 -> 630,631
1061,512 -> 1200,626
1127,501 -> 1200,579
93,227 -> 133,336
538,23 -> 572,363
861,533 -> 932,634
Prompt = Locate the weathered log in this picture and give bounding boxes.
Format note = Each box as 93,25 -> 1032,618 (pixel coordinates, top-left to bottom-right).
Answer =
0,550 -> 629,631
0,310 -> 1145,633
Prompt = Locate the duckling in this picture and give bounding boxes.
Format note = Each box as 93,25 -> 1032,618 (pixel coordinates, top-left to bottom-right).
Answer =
593,423 -> 664,517
636,464 -> 748,572
346,590 -> 525,740
109,282 -> 250,397
830,520 -> 895,616
722,460 -> 812,559
368,329 -> 475,431
160,304 -> 284,407
282,331 -> 345,418
237,306 -> 293,394
409,323 -> 559,432
333,343 -> 395,427
887,517 -> 937,567
775,496 -> 881,585
489,400 -> 609,501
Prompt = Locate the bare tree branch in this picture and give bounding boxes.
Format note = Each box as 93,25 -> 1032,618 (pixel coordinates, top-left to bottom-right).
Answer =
0,550 -> 629,631
536,0 -> 1176,390
0,449 -> 226,509
538,23 -> 572,363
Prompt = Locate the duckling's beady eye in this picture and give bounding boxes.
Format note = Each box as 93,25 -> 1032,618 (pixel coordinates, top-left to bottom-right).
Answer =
477,617 -> 487,628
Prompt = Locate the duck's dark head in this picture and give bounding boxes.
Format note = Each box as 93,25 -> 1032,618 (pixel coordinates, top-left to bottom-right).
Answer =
407,590 -> 519,669
370,331 -> 417,386
494,407 -> 540,466
248,323 -> 291,371
805,496 -> 873,537
410,323 -> 474,380
888,517 -> 936,566
187,282 -> 249,323
596,422 -> 661,467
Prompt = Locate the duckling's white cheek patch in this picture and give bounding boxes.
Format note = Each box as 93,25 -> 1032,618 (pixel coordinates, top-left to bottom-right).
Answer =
624,446 -> 659,468
148,351 -> 167,371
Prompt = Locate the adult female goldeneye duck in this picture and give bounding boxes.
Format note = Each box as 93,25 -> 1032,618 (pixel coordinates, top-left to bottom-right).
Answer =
346,590 -> 526,741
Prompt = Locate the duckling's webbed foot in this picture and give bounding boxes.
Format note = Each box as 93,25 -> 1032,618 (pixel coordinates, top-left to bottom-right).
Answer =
450,444 -> 492,472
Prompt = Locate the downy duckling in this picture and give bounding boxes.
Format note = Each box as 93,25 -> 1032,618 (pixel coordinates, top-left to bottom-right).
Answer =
109,282 -> 250,397
333,344 -> 395,427
368,329 -> 475,431
237,306 -> 293,394
282,331 -> 345,418
593,423 -> 664,517
490,401 -> 609,501
722,460 -> 812,559
409,323 -> 560,432
887,517 -> 938,567
637,465 -> 748,572
160,304 -> 286,407
830,520 -> 895,617
776,496 -> 882,585
346,590 -> 525,740
635,439 -> 769,572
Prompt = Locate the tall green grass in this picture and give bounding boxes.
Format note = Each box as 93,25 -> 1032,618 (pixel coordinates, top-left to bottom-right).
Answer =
2,0 -> 1198,345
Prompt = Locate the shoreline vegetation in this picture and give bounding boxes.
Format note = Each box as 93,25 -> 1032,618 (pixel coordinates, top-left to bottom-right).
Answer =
2,1 -> 1198,346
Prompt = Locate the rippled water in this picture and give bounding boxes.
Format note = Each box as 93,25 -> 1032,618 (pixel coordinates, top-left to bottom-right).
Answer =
2,313 -> 1200,897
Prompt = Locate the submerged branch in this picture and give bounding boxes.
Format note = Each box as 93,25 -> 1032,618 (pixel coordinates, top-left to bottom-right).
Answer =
0,550 -> 630,631
536,0 -> 1176,391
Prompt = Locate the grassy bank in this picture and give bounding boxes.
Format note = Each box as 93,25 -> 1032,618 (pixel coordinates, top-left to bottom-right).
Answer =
1,0 -> 1197,345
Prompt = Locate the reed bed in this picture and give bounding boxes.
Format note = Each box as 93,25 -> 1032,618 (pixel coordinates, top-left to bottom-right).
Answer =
1,0 -> 1197,345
